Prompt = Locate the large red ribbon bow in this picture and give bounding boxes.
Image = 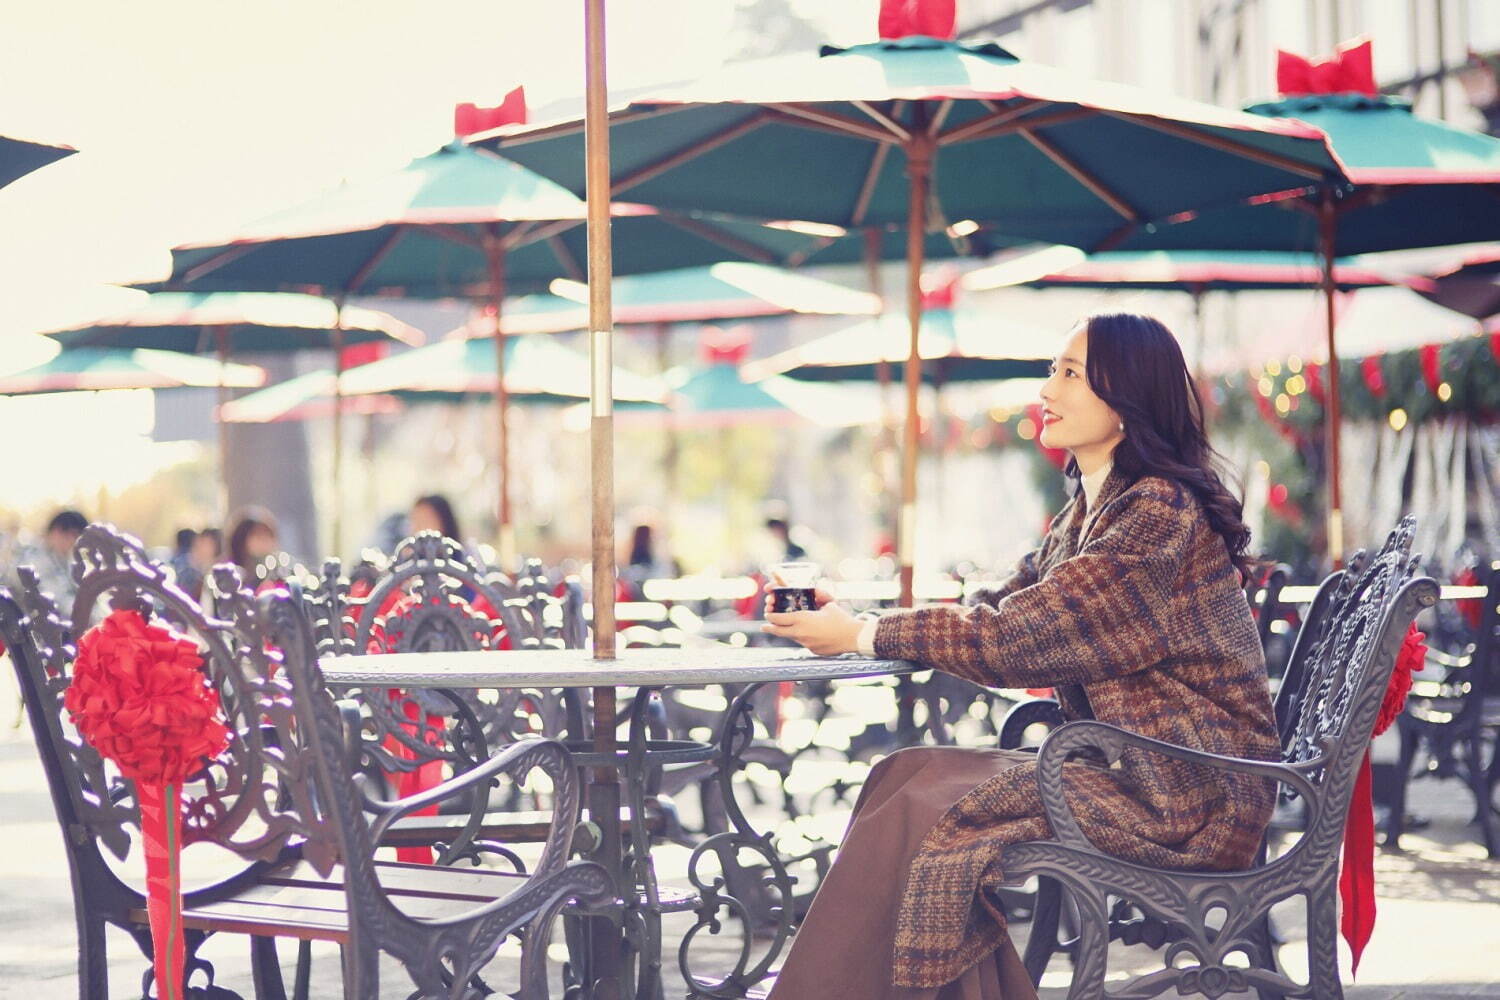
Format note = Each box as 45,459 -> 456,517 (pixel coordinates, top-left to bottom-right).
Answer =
878,0 -> 956,40
454,85 -> 528,138
64,609 -> 229,1000
1277,38 -> 1378,97
1338,621 -> 1427,976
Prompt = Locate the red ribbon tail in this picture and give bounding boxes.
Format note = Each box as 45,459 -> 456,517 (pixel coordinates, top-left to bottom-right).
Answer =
139,781 -> 185,1000
1339,750 -> 1378,978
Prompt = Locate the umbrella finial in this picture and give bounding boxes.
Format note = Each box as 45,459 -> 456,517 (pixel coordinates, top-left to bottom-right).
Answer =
454,86 -> 528,137
1276,38 -> 1377,97
878,0 -> 956,41
920,266 -> 961,310
700,324 -> 752,366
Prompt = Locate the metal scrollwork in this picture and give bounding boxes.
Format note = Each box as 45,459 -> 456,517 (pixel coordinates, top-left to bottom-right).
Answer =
676,682 -> 797,998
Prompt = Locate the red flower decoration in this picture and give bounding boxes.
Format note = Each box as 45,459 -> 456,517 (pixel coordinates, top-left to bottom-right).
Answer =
1374,623 -> 1426,737
1419,344 -> 1442,396
64,609 -> 229,785
1304,362 -> 1325,404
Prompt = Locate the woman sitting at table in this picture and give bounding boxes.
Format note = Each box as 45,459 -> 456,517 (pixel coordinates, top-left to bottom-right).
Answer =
762,313 -> 1277,1000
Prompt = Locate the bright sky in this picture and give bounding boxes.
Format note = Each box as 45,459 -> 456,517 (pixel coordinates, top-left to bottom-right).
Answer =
0,0 -> 877,512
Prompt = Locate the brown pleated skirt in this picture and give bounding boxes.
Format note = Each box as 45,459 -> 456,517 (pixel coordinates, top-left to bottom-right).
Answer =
766,746 -> 1040,1000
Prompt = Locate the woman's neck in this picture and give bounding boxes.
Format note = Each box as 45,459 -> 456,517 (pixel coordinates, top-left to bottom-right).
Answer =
1072,443 -> 1115,478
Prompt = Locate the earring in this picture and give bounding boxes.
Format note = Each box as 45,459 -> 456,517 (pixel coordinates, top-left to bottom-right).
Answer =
1118,421 -> 1125,432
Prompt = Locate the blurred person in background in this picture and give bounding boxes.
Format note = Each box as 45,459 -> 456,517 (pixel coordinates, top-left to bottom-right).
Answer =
177,527 -> 222,600
410,494 -> 462,544
5,509 -> 88,622
226,507 -> 280,584
621,520 -> 678,599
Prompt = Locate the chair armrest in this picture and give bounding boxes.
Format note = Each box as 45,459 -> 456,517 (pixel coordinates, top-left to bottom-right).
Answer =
366,737 -> 583,876
1034,720 -> 1318,852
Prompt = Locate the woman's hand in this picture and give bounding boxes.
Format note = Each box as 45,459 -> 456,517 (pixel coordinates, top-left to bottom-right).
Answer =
761,582 -> 864,656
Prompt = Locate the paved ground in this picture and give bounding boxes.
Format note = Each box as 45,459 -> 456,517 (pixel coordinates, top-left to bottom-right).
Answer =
0,702 -> 1496,999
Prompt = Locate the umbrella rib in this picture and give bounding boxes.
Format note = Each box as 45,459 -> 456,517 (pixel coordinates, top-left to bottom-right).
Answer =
610,113 -> 772,195
657,212 -> 778,264
485,103 -> 694,148
180,243 -> 261,285
851,101 -> 912,142
766,104 -> 900,145
546,234 -> 586,282
1020,128 -> 1141,221
513,217 -> 585,249
945,106 -> 1098,145
346,226 -> 408,296
1098,111 -> 1327,181
926,99 -> 955,137
851,143 -> 892,227
503,220 -> 538,249
936,99 -> 1047,146
428,224 -> 484,249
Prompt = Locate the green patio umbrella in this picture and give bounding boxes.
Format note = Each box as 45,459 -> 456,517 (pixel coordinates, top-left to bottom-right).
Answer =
965,247 -> 1430,375
43,291 -> 422,354
1117,42 -> 1500,562
1417,248 -> 1500,321
477,23 -> 1343,602
144,141 -> 877,560
217,370 -> 402,423
39,291 -> 421,516
745,306 -> 1051,385
0,134 -> 74,190
0,347 -> 264,395
336,334 -> 665,407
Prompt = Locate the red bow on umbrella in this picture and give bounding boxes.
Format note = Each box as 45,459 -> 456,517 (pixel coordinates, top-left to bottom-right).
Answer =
1276,38 -> 1378,97
701,325 -> 753,366
454,85 -> 528,137
879,0 -> 956,41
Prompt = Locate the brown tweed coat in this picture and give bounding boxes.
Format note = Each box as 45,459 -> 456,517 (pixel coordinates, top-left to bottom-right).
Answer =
872,469 -> 1278,988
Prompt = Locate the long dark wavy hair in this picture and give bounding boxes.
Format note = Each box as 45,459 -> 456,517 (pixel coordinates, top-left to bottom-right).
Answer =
1074,313 -> 1256,579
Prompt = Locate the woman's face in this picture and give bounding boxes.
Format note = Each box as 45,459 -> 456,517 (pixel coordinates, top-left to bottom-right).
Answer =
1038,325 -> 1124,459
410,502 -> 443,534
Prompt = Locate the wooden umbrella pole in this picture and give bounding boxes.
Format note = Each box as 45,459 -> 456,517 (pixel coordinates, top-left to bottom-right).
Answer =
214,325 -> 231,521
485,235 -> 515,569
899,137 -> 933,609
1318,190 -> 1344,569
332,303 -> 346,558
583,0 -> 622,990
864,226 -> 898,544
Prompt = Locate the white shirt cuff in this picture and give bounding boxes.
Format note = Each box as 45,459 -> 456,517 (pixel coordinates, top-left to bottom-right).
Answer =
856,616 -> 879,658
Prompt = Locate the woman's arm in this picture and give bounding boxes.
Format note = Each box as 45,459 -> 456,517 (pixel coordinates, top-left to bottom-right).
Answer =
872,480 -> 1195,688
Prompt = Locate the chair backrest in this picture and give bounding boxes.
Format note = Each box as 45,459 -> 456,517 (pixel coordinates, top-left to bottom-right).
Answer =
1272,568 -> 1345,742
1278,515 -> 1439,844
1246,562 -> 1290,657
305,535 -> 589,779
6,524 -> 342,897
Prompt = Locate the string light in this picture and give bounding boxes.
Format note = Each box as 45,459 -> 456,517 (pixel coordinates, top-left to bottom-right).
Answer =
1266,360 -> 1282,376
1437,382 -> 1452,402
1287,356 -> 1303,373
1258,376 -> 1275,396
1388,408 -> 1408,431
1274,393 -> 1291,415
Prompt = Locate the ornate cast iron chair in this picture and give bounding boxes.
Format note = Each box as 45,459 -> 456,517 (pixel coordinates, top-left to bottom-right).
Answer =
1003,516 -> 1437,999
3,524 -> 611,999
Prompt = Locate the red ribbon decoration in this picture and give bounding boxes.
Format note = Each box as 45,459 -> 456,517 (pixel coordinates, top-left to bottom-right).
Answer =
878,0 -> 956,40
64,610 -> 229,1000
1489,330 -> 1500,367
453,85 -> 528,138
1339,622 -> 1426,976
1304,362 -> 1326,405
1360,355 -> 1387,398
1276,38 -> 1378,97
366,591 -> 510,863
1418,344 -> 1442,396
701,324 -> 753,366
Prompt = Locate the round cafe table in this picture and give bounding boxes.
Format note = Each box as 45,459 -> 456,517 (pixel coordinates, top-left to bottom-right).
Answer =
321,645 -> 916,999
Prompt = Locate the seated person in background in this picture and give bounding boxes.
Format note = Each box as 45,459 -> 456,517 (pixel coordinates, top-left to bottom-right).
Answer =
410,494 -> 462,544
226,507 -> 280,584
760,314 -> 1276,1000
